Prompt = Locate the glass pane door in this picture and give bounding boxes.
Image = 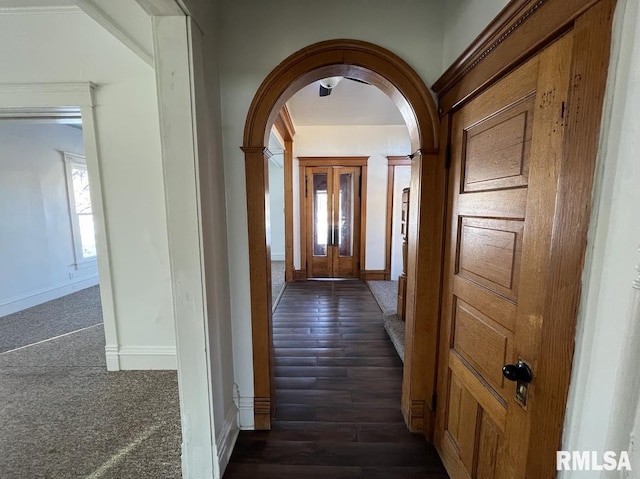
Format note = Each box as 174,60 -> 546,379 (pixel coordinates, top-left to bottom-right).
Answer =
337,172 -> 354,257
306,166 -> 360,279
312,173 -> 329,256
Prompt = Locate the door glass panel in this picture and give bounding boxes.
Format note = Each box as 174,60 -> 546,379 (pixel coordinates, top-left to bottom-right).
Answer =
338,172 -> 354,256
313,173 -> 329,256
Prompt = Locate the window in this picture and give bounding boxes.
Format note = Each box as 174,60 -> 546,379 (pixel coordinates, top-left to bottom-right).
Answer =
64,152 -> 96,266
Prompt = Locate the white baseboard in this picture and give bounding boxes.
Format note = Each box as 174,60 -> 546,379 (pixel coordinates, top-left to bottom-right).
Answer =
105,344 -> 120,371
217,404 -> 239,475
271,253 -> 285,261
0,275 -> 99,318
106,345 -> 177,370
237,395 -> 255,430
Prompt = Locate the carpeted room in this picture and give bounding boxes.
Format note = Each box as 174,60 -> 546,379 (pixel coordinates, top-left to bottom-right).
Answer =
0,287 -> 183,478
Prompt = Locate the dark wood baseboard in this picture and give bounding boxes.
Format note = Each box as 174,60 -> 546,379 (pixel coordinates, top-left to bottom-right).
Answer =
361,270 -> 387,281
294,269 -> 307,281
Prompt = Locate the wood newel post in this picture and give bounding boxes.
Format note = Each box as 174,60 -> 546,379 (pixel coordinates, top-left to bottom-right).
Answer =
242,146 -> 274,430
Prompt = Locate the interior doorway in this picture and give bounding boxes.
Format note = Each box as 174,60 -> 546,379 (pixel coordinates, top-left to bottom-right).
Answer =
0,84 -> 117,370
305,166 -> 361,278
242,39 -> 442,430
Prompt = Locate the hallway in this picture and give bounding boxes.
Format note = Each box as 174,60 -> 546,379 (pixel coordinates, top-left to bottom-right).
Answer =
225,280 -> 448,478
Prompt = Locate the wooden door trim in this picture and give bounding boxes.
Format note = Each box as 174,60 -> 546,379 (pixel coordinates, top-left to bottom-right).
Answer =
359,164 -> 368,280
242,39 -> 441,430
298,163 -> 306,280
273,105 -> 295,142
385,156 -> 412,280
273,106 -> 296,283
283,139 -> 294,282
433,0 -> 606,113
298,156 -> 369,167
432,0 -> 615,476
301,161 -> 366,279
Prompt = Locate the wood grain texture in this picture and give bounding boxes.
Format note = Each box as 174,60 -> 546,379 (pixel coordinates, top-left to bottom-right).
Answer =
244,40 -> 439,150
523,1 -> 616,476
299,164 -> 307,279
298,157 -> 369,167
284,140 -> 294,282
387,156 -> 412,167
362,270 -> 387,281
243,40 -> 440,434
434,0 -> 531,94
359,165 -> 368,281
302,163 -> 364,279
433,0 -> 615,475
241,147 -> 274,429
402,148 -> 446,438
226,281 -> 448,479
434,0 -> 602,113
273,105 -> 295,142
385,157 -> 412,280
385,165 -> 394,280
499,31 -> 574,479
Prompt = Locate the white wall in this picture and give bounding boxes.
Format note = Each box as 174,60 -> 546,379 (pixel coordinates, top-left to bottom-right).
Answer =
0,122 -> 99,316
188,15 -> 238,474
391,166 -> 411,280
268,158 -> 285,261
442,0 -> 509,70
0,8 -> 175,369
292,125 -> 411,272
560,0 -> 640,476
219,0 -> 444,423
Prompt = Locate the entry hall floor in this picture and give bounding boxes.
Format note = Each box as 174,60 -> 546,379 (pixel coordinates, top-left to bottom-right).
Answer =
225,280 -> 449,478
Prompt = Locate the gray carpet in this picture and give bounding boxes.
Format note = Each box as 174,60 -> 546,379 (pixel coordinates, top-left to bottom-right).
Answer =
272,260 -> 286,311
366,280 -> 398,314
0,291 -> 182,478
0,285 -> 103,353
366,280 -> 405,362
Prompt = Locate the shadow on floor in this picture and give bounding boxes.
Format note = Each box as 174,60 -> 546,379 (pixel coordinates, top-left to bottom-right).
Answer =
0,288 -> 182,478
225,280 -> 448,479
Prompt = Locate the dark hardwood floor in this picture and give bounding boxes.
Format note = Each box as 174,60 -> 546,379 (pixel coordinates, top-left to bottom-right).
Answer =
224,280 -> 449,479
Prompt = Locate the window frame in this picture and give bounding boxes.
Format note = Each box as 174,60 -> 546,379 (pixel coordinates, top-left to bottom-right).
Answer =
63,151 -> 96,269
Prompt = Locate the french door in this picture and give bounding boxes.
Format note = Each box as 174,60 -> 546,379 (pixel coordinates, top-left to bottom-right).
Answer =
305,166 -> 361,278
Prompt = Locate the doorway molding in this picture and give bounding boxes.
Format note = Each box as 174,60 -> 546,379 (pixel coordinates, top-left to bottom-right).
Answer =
298,156 -> 368,280
242,39 -> 444,431
385,156 -> 412,281
0,82 -> 119,370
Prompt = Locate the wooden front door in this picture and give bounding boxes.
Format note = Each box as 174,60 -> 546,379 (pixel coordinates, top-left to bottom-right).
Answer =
435,33 -> 575,478
306,166 -> 361,278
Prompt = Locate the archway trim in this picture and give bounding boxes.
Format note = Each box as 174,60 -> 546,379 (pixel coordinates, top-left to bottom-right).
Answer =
242,39 -> 444,432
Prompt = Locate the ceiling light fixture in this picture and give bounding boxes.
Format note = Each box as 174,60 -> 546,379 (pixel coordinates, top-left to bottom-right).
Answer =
319,76 -> 343,90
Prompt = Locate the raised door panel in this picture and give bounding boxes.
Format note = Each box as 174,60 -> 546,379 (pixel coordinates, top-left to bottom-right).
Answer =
436,32 -> 575,479
457,218 -> 523,302
452,299 -> 513,398
463,97 -> 534,193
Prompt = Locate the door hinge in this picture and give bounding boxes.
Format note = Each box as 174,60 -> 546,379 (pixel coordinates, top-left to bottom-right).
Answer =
431,391 -> 437,410
305,175 -> 308,197
358,172 -> 362,197
445,144 -> 452,169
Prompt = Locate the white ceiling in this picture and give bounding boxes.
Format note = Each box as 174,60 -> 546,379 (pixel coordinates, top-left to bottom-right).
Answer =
286,78 -> 406,127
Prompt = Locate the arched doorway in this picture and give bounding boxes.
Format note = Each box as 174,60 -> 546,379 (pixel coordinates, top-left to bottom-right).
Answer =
242,39 -> 446,434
